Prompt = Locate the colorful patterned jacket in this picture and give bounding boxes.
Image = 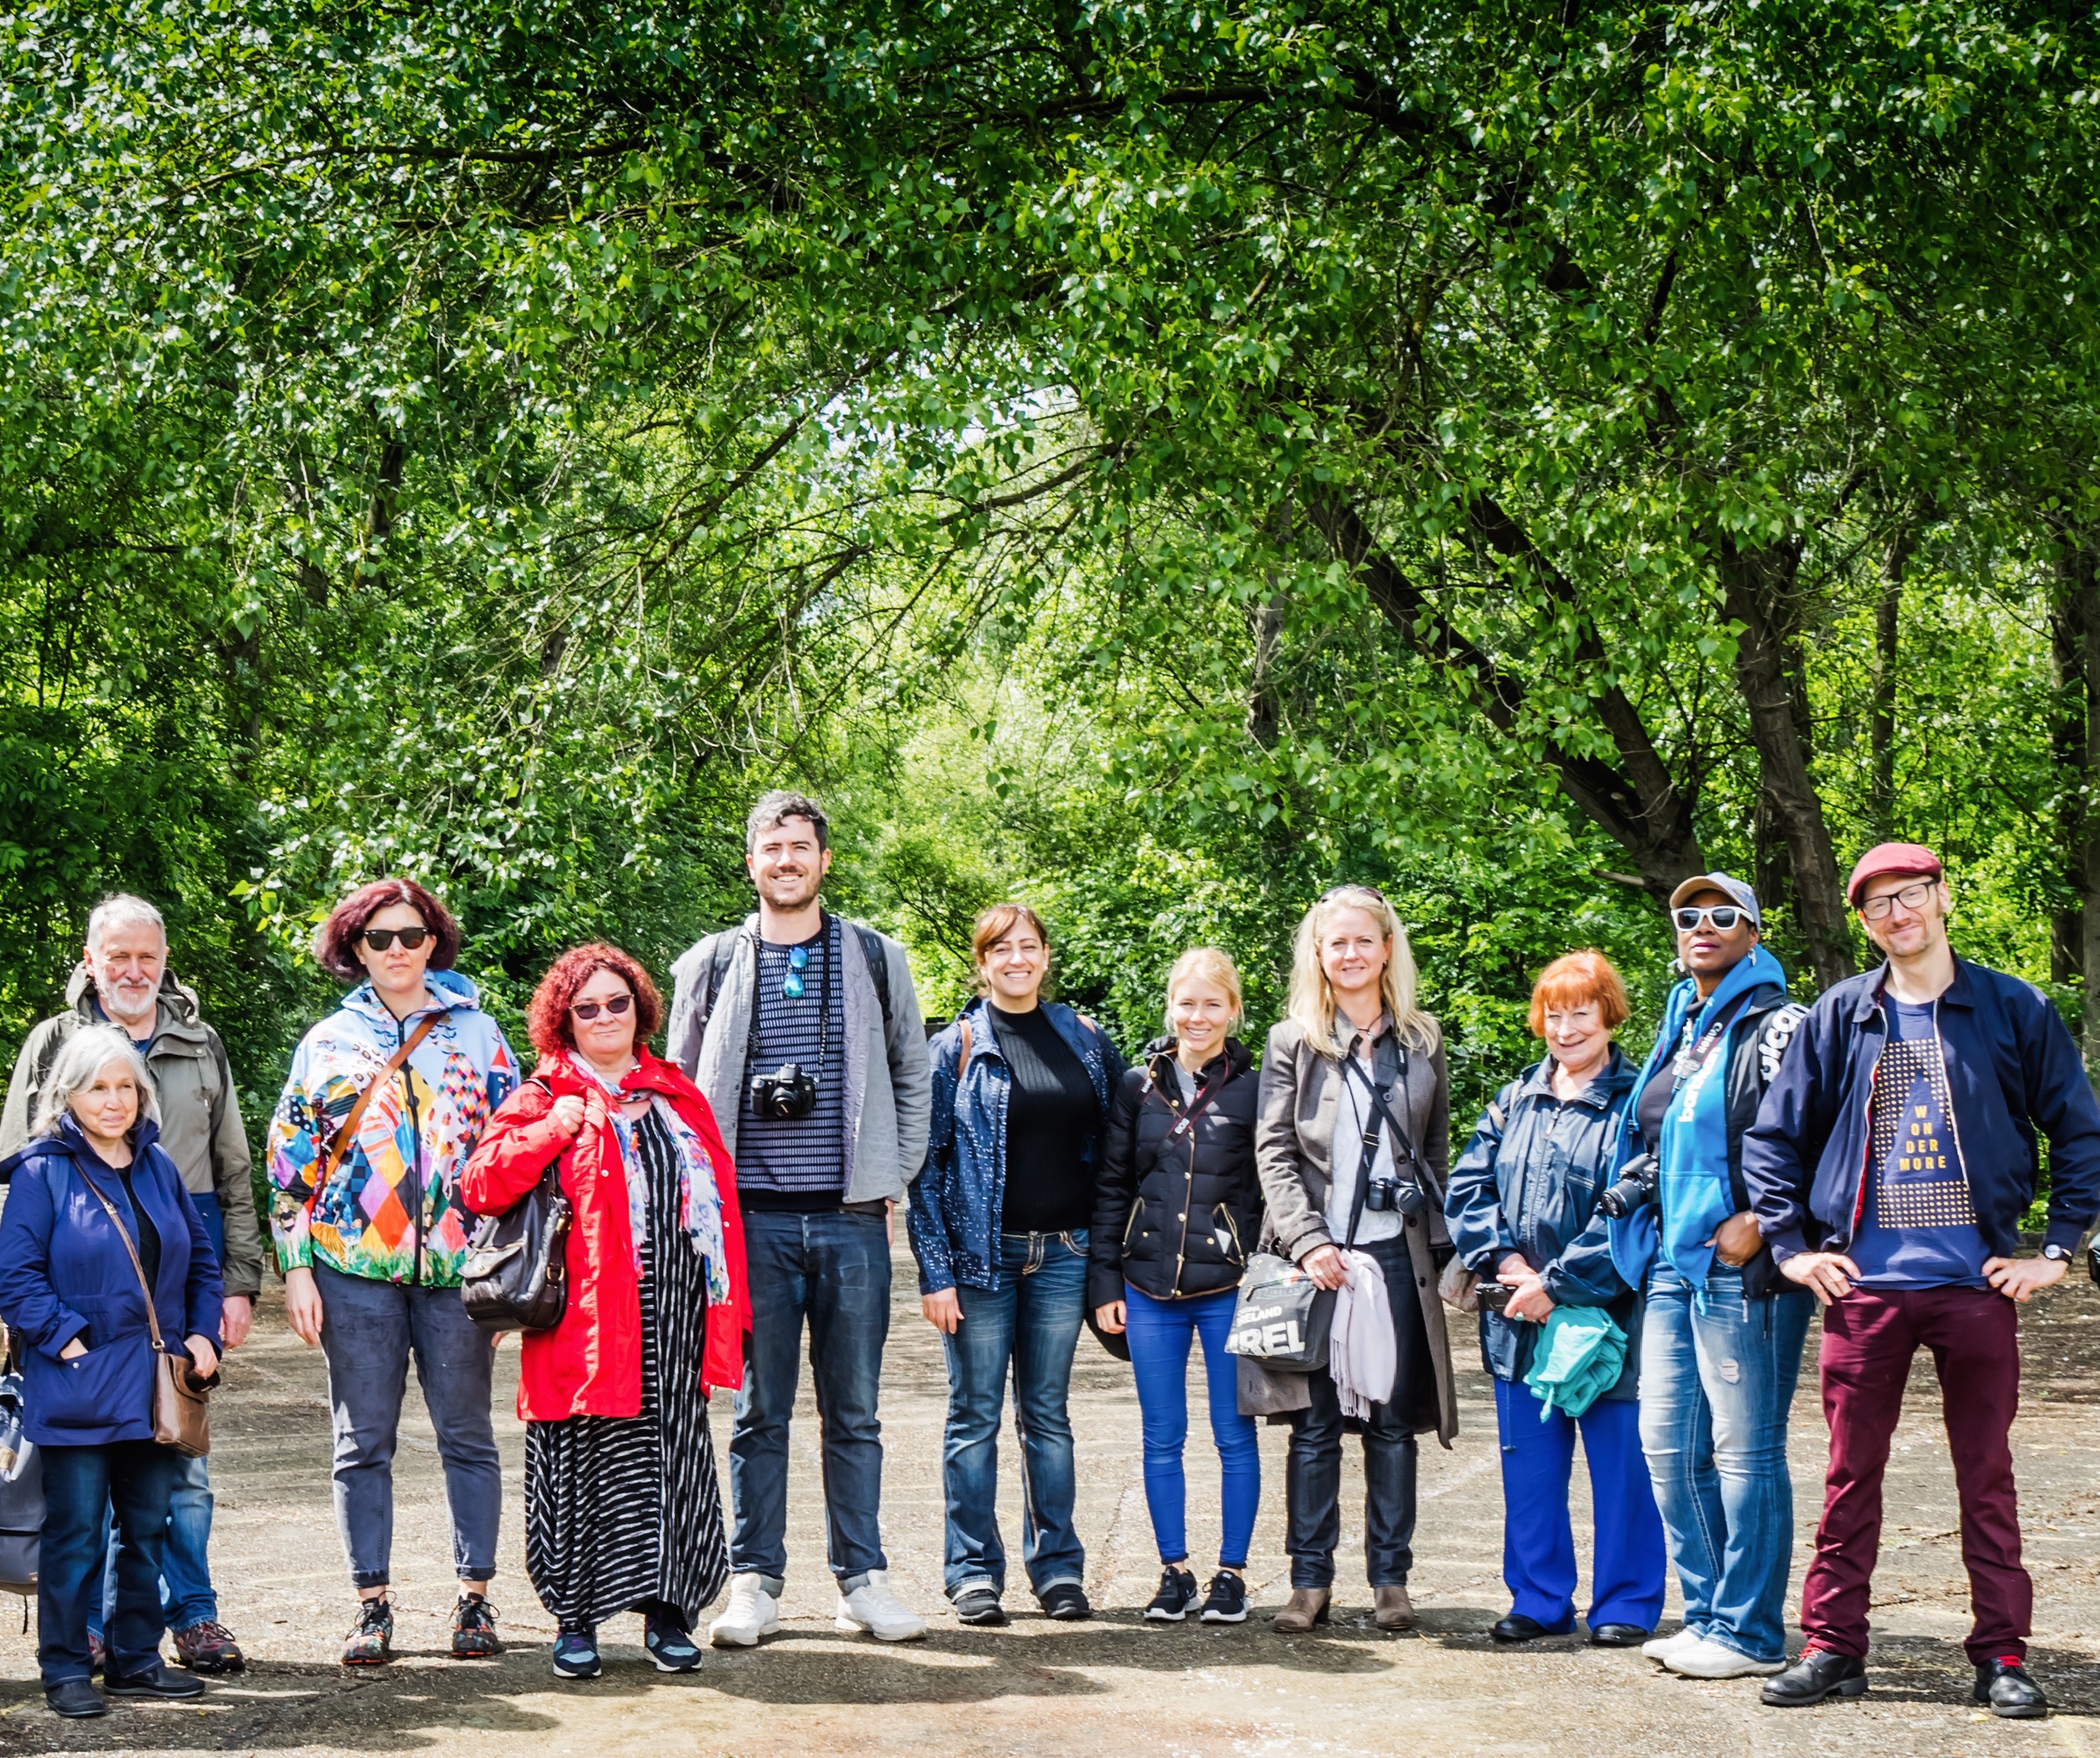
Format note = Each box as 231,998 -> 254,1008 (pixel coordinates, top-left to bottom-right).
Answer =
268,970 -> 520,1286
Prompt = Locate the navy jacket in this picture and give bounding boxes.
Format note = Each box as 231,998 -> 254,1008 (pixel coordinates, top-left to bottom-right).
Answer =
908,997 -> 1124,1294
0,1115 -> 223,1447
1742,956 -> 2100,1264
1445,1049 -> 1640,1396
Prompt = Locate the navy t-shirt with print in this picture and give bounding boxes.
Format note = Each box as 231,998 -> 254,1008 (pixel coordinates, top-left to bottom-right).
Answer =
1848,998 -> 1989,1289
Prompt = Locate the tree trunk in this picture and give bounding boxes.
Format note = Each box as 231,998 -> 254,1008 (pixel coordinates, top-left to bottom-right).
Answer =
2050,563 -> 2086,987
1870,523 -> 1910,844
2061,531 -> 2100,1062
1717,536 -> 1855,992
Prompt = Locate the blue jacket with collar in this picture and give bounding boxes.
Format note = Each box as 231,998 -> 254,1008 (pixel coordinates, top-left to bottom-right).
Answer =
1445,1049 -> 1640,1395
1741,955 -> 2100,1264
908,996 -> 1125,1294
0,1115 -> 224,1446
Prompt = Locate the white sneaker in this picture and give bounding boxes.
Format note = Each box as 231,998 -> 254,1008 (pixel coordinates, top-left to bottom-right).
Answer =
1665,1635 -> 1787,1679
835,1571 -> 928,1642
1642,1627 -> 1705,1664
708,1575 -> 781,1647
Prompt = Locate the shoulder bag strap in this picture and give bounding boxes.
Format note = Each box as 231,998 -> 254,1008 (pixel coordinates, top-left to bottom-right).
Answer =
313,1014 -> 442,1210
957,1016 -> 974,1082
74,1167 -> 167,1354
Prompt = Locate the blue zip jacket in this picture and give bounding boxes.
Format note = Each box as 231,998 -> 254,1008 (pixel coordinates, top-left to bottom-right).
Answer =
908,996 -> 1124,1294
0,1115 -> 224,1446
1742,955 -> 2100,1264
1444,1049 -> 1639,1395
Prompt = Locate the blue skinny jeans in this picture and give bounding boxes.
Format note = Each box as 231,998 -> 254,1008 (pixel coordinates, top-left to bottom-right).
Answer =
1123,1283 -> 1260,1570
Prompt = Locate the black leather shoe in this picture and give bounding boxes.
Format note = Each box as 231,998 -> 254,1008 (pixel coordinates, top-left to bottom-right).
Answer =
104,1663 -> 207,1700
1974,1657 -> 2049,1719
1761,1648 -> 1867,1707
1491,1614 -> 1552,1644
1588,1623 -> 1652,1648
45,1677 -> 107,1719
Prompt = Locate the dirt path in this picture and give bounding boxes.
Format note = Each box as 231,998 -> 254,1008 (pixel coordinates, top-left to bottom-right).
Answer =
5,1256 -> 2099,1754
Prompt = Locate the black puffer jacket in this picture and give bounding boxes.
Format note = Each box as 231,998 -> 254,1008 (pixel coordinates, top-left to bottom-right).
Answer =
1089,1036 -> 1264,1308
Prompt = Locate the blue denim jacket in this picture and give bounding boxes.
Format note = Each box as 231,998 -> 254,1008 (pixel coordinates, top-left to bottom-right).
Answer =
908,997 -> 1124,1294
1444,1049 -> 1639,1393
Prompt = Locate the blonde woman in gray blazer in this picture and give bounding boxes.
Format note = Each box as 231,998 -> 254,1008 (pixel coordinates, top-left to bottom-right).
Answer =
1251,886 -> 1457,1635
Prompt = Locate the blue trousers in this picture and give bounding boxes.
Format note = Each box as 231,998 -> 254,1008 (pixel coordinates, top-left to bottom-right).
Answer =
940,1231 -> 1088,1599
1124,1284 -> 1260,1569
731,1209 -> 891,1586
39,1441 -> 174,1687
1493,1377 -> 1666,1633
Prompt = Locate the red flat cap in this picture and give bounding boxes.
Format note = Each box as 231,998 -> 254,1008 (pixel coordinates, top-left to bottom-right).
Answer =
1846,841 -> 1943,907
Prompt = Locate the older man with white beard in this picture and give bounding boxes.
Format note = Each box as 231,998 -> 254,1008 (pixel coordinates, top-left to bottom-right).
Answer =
2,894 -> 260,1674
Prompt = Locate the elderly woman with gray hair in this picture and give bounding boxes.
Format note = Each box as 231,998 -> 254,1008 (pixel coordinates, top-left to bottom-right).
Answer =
0,1026 -> 223,1720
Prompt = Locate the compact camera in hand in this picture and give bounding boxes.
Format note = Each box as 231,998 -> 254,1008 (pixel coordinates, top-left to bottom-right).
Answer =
1477,1280 -> 1516,1314
750,1061 -> 819,1121
1598,1152 -> 1659,1221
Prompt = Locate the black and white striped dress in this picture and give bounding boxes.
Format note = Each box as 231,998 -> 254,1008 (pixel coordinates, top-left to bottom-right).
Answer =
524,1108 -> 729,1631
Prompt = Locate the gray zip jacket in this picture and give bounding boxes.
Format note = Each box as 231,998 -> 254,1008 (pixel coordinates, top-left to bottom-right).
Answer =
0,964 -> 263,1297
665,913 -> 931,1204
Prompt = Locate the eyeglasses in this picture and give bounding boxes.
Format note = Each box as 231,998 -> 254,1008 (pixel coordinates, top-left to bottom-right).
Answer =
782,943 -> 809,1000
1672,906 -> 1749,934
1859,880 -> 1938,922
362,926 -> 433,951
570,993 -> 633,1021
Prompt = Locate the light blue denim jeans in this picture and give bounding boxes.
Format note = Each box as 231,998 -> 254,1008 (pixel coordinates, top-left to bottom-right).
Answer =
1638,1262 -> 1813,1664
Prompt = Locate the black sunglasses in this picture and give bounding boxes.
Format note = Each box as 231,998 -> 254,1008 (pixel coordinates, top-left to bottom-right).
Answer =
571,993 -> 634,1021
362,926 -> 433,951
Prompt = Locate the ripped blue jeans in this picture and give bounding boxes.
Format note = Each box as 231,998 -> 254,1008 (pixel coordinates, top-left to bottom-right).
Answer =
1638,1263 -> 1813,1664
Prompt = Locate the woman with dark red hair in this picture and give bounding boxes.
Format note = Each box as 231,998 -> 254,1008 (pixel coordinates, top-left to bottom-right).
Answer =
266,877 -> 520,1666
461,944 -> 749,1682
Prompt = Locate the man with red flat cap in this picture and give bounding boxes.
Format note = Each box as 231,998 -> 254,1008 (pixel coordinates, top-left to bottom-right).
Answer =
1742,841 -> 2100,1719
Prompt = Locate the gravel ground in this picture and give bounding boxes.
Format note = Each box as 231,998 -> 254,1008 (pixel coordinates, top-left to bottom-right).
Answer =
3,1250 -> 2099,1756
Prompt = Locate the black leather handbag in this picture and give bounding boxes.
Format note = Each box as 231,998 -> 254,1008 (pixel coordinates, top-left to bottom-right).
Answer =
460,1150 -> 573,1333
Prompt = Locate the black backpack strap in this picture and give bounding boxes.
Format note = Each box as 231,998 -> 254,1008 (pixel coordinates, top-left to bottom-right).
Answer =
852,921 -> 894,1036
693,928 -> 739,1033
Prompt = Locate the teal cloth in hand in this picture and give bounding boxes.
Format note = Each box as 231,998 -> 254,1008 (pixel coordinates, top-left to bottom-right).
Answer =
1523,1305 -> 1628,1421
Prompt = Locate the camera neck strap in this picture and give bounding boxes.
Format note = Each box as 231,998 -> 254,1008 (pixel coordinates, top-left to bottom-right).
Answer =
1339,1044 -> 1418,1250
746,914 -> 833,1086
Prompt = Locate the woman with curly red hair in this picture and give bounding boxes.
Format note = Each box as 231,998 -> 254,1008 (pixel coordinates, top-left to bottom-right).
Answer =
461,943 -> 749,1682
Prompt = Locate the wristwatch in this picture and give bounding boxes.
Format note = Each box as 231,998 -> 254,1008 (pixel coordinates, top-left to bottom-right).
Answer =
2042,1243 -> 2075,1263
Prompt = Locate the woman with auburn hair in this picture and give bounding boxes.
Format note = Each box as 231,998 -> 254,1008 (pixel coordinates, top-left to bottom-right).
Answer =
266,877 -> 520,1665
1251,884 -> 1457,1634
907,904 -> 1123,1627
1444,950 -> 1665,1648
461,943 -> 749,1681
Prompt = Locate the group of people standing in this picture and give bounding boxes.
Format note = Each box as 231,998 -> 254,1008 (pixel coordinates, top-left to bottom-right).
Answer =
0,790 -> 2091,1727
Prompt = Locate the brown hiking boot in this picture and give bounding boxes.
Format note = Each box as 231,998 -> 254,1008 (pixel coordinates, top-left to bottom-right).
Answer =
1374,1584 -> 1417,1631
1272,1588 -> 1331,1634
172,1619 -> 245,1674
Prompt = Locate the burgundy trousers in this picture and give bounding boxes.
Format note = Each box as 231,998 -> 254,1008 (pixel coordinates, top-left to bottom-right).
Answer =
1800,1284 -> 2029,1664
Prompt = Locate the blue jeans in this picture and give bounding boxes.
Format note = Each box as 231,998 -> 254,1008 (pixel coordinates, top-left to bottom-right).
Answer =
1124,1284 -> 1260,1569
731,1209 -> 891,1587
39,1441 -> 175,1687
315,1263 -> 501,1588
939,1231 -> 1088,1599
1494,1378 -> 1665,1634
1639,1262 -> 1813,1663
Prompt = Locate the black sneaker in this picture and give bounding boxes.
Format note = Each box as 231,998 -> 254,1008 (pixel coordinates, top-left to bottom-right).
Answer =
552,1624 -> 600,1680
451,1593 -> 502,1659
104,1663 -> 205,1700
342,1598 -> 394,1667
954,1588 -> 1007,1626
1199,1572 -> 1248,1624
46,1677 -> 107,1718
643,1613 -> 702,1672
1146,1566 -> 1199,1622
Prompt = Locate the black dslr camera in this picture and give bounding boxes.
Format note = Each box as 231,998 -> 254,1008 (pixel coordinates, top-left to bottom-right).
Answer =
1364,1172 -> 1427,1218
1598,1152 -> 1659,1221
751,1060 -> 818,1122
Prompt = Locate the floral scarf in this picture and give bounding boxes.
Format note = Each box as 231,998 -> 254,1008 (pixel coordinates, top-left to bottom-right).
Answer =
585,1064 -> 731,1307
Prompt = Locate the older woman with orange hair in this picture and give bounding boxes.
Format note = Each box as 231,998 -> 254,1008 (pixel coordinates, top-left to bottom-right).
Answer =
1444,949 -> 1665,1648
461,944 -> 748,1682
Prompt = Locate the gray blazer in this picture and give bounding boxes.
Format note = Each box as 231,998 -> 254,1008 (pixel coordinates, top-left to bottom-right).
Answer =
1248,1015 -> 1457,1443
665,914 -> 931,1205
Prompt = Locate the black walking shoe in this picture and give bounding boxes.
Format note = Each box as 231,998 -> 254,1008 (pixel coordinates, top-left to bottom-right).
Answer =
1040,1581 -> 1091,1621
451,1593 -> 503,1658
342,1597 -> 394,1666
45,1677 -> 106,1719
551,1624 -> 600,1680
644,1613 -> 702,1672
1145,1566 -> 1199,1621
954,1588 -> 1007,1626
1761,1647 -> 1867,1707
104,1663 -> 206,1700
1199,1572 -> 1248,1624
1975,1656 -> 2049,1719
1492,1613 -> 1551,1644
1588,1623 -> 1651,1648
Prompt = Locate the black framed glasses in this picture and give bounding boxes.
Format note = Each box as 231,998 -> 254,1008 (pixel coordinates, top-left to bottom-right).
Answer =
1859,880 -> 1938,922
782,943 -> 810,1000
570,993 -> 634,1021
1672,906 -> 1748,933
362,926 -> 433,951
